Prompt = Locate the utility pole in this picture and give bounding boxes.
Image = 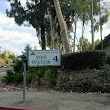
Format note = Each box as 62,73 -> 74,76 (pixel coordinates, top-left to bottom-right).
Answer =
53,0 -> 70,54
91,0 -> 95,50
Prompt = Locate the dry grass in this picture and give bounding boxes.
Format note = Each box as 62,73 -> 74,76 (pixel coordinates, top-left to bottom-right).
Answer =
0,51 -> 13,65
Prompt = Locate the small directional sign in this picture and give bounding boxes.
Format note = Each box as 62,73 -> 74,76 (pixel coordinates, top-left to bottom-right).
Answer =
28,50 -> 61,67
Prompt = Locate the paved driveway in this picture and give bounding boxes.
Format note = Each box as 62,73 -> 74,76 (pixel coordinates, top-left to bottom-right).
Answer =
0,91 -> 110,110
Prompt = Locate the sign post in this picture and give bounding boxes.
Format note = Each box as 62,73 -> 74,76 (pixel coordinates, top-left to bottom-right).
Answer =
27,50 -> 61,102
23,62 -> 26,102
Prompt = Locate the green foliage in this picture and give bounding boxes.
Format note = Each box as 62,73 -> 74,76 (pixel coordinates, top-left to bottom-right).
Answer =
48,67 -> 58,86
34,67 -> 45,85
101,64 -> 110,70
14,72 -> 23,83
94,1 -> 110,32
78,36 -> 91,51
94,39 -> 100,47
6,0 -> 76,50
6,0 -> 52,49
106,56 -> 110,65
22,44 -> 32,57
3,66 -> 58,86
62,51 -> 106,70
60,0 -> 75,30
13,60 -> 23,73
26,72 -> 36,84
33,67 -> 58,86
78,37 -> 101,51
57,67 -> 110,93
9,54 -> 18,63
3,70 -> 15,83
3,70 -> 23,84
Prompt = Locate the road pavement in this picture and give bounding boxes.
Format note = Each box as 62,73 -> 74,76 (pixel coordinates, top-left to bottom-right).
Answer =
0,91 -> 110,110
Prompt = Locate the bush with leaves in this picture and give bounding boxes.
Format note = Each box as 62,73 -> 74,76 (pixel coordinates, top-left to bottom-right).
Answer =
3,70 -> 23,84
3,66 -> 58,87
106,56 -> 110,65
9,54 -> 18,63
62,51 -> 106,70
48,67 -> 58,86
3,70 -> 15,83
13,60 -> 23,73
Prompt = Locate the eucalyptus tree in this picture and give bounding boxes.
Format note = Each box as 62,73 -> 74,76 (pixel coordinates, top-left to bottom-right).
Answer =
6,0 -> 75,53
94,0 -> 110,50
22,44 -> 32,57
46,1 -> 62,50
6,0 -> 52,50
85,0 -> 110,50
77,37 -> 100,51
77,37 -> 91,51
71,0 -> 109,51
53,0 -> 72,53
74,0 -> 90,51
47,0 -> 75,53
68,0 -> 90,52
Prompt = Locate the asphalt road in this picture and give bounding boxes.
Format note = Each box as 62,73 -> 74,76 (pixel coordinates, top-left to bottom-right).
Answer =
0,91 -> 110,110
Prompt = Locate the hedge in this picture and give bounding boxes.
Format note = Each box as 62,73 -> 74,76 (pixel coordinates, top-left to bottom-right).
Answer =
106,56 -> 110,65
62,51 -> 106,70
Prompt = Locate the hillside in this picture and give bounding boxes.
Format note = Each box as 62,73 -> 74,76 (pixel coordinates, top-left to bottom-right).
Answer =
0,50 -> 13,65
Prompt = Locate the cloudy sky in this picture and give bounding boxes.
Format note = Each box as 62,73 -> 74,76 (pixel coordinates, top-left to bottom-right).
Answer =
0,0 -> 110,55
0,0 -> 40,55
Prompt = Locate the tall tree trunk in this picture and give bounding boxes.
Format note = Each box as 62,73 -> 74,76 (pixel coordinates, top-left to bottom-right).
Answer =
41,24 -> 46,50
91,0 -> 95,50
48,8 -> 54,50
40,0 -> 46,50
81,20 -> 85,51
53,0 -> 70,54
99,0 -> 103,50
73,14 -> 78,52
73,21 -> 77,52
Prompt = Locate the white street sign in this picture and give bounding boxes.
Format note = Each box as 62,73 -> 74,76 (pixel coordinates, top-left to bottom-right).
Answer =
28,50 -> 61,67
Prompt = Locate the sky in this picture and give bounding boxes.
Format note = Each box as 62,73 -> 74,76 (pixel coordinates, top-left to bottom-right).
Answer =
0,0 -> 110,55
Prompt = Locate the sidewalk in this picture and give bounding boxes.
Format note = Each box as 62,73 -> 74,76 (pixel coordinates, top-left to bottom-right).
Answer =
0,91 -> 110,110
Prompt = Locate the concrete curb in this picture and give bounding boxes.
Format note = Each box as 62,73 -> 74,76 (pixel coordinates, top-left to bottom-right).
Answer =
0,105 -> 39,110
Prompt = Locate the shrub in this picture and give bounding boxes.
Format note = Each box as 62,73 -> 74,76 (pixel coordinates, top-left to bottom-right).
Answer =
14,60 -> 23,72
3,70 -> 15,83
9,54 -> 18,62
106,56 -> 110,65
26,73 -> 35,83
56,67 -> 110,93
14,72 -> 23,83
3,70 -> 23,84
62,51 -> 106,70
48,67 -> 58,86
31,66 -> 58,86
3,66 -> 58,86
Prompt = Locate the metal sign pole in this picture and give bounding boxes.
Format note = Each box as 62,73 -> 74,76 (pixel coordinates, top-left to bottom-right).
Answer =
23,62 -> 26,102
